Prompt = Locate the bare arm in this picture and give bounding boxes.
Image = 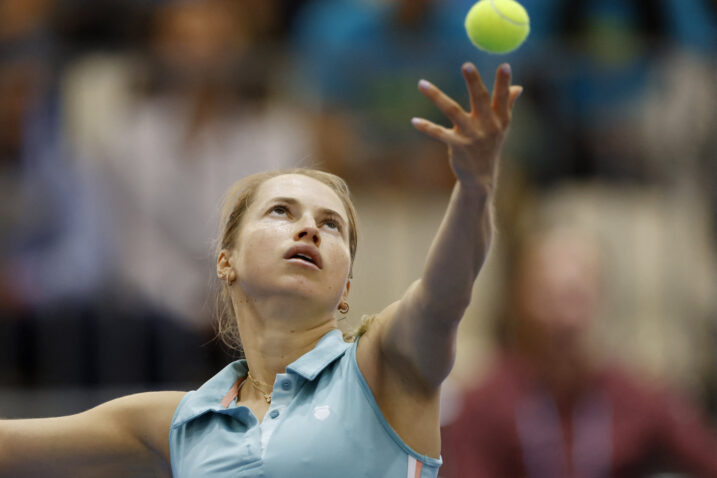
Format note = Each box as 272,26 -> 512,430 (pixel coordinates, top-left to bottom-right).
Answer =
0,391 -> 185,478
354,64 -> 521,457
366,63 -> 522,390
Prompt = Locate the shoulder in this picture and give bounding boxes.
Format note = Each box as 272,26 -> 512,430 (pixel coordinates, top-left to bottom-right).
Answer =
171,360 -> 248,427
85,391 -> 187,465
599,365 -> 668,409
600,365 -> 700,422
355,299 -> 444,400
86,391 -> 187,431
354,302 -> 414,392
99,391 -> 188,414
354,303 -> 442,458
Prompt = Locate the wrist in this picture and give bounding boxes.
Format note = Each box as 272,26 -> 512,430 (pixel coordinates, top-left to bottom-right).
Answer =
450,147 -> 500,195
456,175 -> 495,199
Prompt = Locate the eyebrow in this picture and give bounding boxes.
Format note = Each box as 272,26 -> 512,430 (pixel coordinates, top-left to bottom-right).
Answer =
266,197 -> 347,226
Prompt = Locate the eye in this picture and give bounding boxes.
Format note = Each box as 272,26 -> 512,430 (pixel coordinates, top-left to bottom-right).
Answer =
322,218 -> 341,231
270,205 -> 289,216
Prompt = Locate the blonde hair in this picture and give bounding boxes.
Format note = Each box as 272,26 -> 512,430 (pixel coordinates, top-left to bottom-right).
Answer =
215,168 -> 359,352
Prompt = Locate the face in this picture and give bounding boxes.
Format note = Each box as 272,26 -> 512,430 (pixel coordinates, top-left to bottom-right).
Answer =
227,174 -> 352,310
153,0 -> 245,80
517,231 -> 601,350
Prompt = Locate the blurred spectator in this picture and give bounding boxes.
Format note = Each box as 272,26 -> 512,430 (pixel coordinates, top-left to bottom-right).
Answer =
505,0 -> 716,186
0,0 -> 109,385
440,226 -> 717,478
291,0 -> 493,189
636,49 -> 717,236
0,53 -> 105,312
63,0 -> 312,332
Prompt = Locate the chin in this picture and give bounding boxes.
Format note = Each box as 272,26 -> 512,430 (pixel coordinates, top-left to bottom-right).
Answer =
269,275 -> 337,304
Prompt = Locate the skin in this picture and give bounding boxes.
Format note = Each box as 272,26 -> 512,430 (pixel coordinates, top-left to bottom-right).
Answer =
513,230 -> 602,397
517,231 -> 601,353
216,174 -> 353,421
0,62 -> 521,476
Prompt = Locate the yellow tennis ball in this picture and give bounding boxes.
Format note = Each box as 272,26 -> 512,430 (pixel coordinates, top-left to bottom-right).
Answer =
465,0 -> 530,54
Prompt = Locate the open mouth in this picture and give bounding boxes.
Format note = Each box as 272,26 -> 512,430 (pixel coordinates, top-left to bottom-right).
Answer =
284,246 -> 323,269
291,253 -> 317,266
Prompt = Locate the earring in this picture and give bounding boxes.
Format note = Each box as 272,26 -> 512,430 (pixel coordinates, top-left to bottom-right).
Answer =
338,301 -> 349,314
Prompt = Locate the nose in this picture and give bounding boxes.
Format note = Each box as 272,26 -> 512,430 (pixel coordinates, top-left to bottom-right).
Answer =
294,217 -> 321,247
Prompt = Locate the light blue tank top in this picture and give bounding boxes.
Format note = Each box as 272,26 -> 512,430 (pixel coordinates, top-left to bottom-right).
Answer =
169,329 -> 442,477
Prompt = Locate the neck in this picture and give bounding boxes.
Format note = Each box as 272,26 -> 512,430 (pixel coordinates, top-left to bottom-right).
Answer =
233,289 -> 339,389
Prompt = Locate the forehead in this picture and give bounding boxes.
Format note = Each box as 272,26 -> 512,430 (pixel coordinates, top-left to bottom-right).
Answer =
253,174 -> 348,220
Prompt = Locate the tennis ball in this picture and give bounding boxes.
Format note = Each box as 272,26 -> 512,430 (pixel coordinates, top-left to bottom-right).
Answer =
465,0 -> 530,54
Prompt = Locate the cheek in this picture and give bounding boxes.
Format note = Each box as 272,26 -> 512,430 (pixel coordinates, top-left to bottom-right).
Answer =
322,248 -> 351,301
325,239 -> 351,275
234,224 -> 285,269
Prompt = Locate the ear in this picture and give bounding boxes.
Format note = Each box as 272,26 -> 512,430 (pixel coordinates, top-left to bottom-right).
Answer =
217,250 -> 233,279
342,280 -> 351,300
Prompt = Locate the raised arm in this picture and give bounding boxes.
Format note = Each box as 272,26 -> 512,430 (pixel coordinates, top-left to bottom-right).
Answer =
411,63 -> 519,321
0,391 -> 185,478
358,63 -> 521,390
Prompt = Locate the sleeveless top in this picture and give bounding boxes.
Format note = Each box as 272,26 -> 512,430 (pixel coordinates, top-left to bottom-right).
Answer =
169,329 -> 442,477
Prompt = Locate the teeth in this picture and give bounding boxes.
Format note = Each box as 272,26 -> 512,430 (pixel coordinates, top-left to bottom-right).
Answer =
295,253 -> 315,263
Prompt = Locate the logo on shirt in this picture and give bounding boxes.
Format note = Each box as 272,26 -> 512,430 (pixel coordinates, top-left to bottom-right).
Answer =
313,405 -> 331,421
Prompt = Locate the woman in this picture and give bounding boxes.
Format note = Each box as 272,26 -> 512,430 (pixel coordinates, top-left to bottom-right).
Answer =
0,62 -> 521,477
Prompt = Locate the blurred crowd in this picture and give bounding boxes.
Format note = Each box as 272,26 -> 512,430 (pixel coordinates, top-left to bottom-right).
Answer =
0,0 -> 716,474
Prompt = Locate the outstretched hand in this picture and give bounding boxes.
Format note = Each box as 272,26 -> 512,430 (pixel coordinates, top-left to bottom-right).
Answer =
412,63 -> 522,192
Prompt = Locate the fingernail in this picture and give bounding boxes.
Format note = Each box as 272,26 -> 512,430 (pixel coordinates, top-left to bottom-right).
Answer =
418,79 -> 431,90
516,87 -> 524,98
501,64 -> 511,75
463,63 -> 476,74
411,117 -> 424,127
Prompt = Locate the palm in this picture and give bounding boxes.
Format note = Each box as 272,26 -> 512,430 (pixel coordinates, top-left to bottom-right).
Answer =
412,63 -> 522,190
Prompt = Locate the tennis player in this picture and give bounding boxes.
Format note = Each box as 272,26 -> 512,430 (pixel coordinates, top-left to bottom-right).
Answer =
0,62 -> 521,478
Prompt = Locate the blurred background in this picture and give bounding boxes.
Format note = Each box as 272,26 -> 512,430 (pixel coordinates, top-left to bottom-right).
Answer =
0,0 -> 715,474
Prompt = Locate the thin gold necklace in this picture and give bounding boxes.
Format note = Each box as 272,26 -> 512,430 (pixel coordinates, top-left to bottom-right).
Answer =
247,371 -> 273,404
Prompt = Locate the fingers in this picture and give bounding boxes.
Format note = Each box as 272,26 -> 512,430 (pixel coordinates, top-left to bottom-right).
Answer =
508,86 -> 523,111
492,64 -> 512,126
411,117 -> 456,143
416,63 -> 523,142
417,79 -> 471,131
462,63 -> 491,120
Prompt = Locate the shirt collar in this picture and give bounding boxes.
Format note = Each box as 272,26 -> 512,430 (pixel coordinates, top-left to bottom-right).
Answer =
172,329 -> 351,427
171,359 -> 250,428
286,328 -> 351,380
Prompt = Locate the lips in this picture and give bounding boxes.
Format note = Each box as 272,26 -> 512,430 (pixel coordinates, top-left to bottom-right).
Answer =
284,244 -> 323,270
